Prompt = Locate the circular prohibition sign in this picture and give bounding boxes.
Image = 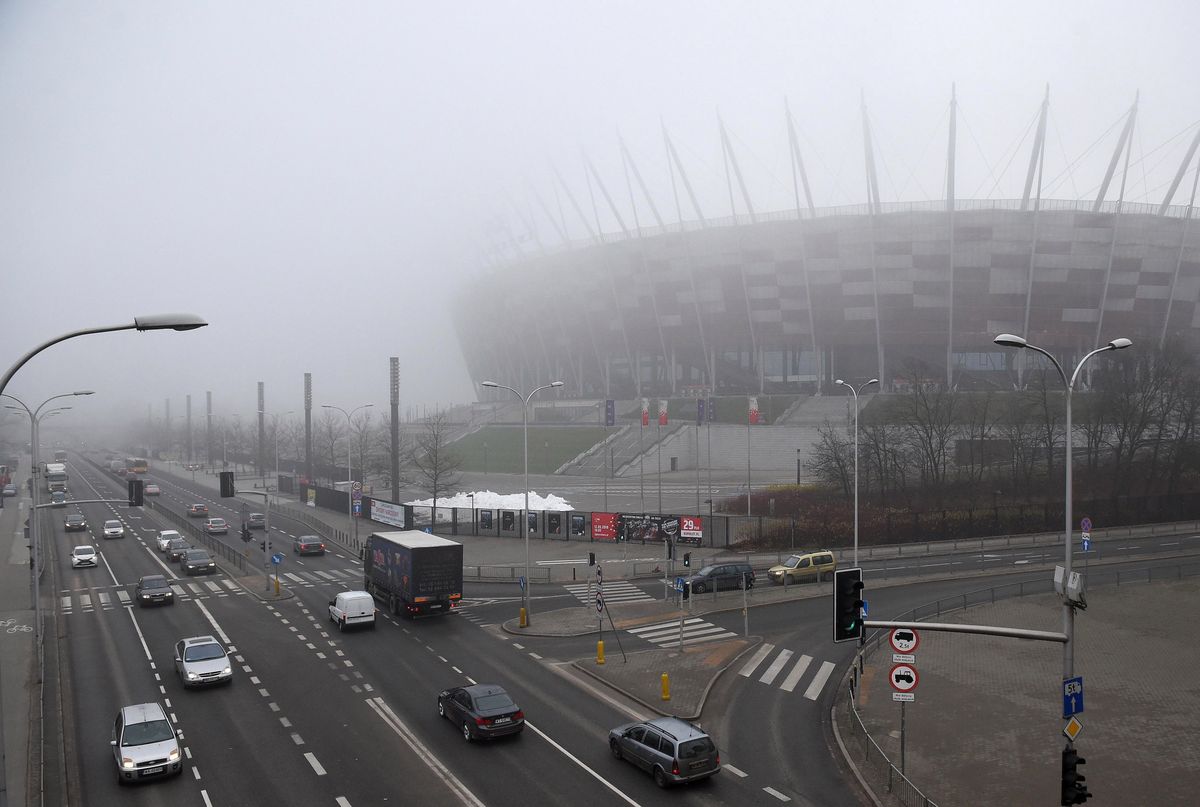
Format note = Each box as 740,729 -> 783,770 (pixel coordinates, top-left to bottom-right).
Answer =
889,663 -> 919,693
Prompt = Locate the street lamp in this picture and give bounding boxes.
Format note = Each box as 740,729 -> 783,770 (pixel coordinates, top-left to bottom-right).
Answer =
481,379 -> 563,626
322,403 -> 373,547
1,390 -> 94,645
835,378 -> 878,567
993,333 -> 1131,707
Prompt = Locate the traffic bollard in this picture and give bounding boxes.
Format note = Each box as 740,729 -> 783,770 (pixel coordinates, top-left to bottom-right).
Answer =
520,607 -> 528,628
661,673 -> 670,701
597,640 -> 606,665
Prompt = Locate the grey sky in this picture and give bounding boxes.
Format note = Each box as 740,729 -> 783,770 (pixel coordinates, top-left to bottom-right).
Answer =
2,1 -> 1196,442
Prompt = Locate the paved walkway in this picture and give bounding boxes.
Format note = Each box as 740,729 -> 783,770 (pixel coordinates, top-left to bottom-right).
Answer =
0,471 -> 33,807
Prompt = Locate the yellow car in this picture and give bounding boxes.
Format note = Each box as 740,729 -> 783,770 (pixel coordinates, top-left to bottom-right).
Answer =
766,551 -> 837,584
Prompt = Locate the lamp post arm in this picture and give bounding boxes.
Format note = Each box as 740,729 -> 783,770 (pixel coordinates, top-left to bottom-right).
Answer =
1024,343 -> 1069,389
1070,345 -> 1117,390
0,323 -> 137,398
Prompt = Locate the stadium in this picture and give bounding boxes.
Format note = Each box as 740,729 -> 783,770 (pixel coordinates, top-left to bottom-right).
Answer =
455,95 -> 1200,401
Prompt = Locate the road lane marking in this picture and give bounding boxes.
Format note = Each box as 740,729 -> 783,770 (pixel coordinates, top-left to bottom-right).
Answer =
366,698 -> 484,807
526,721 -> 643,807
803,661 -> 836,700
759,649 -> 793,685
125,607 -> 154,662
194,599 -> 232,644
335,799 -> 351,807
723,764 -> 747,777
740,646 -> 777,679
304,752 -> 326,775
779,655 -> 813,693
763,786 -> 791,801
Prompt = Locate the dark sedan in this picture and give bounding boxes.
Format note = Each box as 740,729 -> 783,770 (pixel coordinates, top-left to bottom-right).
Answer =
292,536 -> 326,556
165,538 -> 191,562
437,684 -> 524,741
134,575 -> 175,607
179,549 -> 216,576
64,513 -> 88,532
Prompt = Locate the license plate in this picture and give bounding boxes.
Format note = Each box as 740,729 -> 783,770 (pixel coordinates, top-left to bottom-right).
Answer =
429,604 -> 443,610
492,717 -> 510,724
142,766 -> 164,776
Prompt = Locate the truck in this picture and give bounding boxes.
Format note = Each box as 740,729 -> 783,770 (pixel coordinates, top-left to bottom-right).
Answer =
362,531 -> 463,618
44,462 -> 68,493
53,449 -> 68,463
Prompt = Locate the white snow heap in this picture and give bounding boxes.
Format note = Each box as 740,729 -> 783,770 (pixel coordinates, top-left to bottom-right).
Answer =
404,490 -> 574,511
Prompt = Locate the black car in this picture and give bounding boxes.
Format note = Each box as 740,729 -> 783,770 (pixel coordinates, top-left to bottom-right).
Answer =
165,538 -> 192,562
179,549 -> 216,576
292,536 -> 326,556
684,562 -> 755,595
64,513 -> 88,532
437,684 -> 524,741
134,575 -> 175,607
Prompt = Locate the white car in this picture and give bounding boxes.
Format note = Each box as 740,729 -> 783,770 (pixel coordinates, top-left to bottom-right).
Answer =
156,530 -> 182,552
103,520 -> 125,539
71,545 -> 98,568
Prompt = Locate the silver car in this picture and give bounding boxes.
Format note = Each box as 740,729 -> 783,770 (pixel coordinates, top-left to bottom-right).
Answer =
70,545 -> 98,568
174,636 -> 232,688
102,519 -> 125,539
111,702 -> 183,783
609,716 -> 721,787
156,530 -> 182,552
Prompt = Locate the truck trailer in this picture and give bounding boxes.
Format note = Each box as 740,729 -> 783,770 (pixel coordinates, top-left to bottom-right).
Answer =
363,531 -> 463,617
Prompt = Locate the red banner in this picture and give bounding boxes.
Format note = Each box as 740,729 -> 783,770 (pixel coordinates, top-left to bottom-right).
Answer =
749,396 -> 760,425
658,399 -> 668,426
641,398 -> 649,427
591,512 -> 618,541
680,516 -> 703,540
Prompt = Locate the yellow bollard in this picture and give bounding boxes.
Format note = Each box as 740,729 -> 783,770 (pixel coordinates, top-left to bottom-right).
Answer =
274,578 -> 280,596
519,607 -> 528,628
597,640 -> 606,665
661,673 -> 670,701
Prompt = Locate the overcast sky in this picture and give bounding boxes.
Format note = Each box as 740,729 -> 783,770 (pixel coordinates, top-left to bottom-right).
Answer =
2,1 -> 1197,444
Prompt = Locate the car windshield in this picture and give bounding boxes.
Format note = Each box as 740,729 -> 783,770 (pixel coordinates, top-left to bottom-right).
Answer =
67,516 -> 83,523
474,693 -> 515,711
104,521 -> 120,528
782,556 -> 802,568
168,540 -> 188,549
160,532 -> 179,540
184,643 -> 225,662
679,737 -> 715,759
122,718 -> 175,747
185,551 -> 210,561
209,519 -> 225,526
697,565 -> 717,576
141,577 -> 168,589
74,548 -> 94,556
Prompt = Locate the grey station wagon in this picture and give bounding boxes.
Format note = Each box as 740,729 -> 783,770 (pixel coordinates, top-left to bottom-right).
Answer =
609,716 -> 720,787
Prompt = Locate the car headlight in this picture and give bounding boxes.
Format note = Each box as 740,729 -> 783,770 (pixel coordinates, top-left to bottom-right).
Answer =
187,672 -> 198,680
141,594 -> 150,599
168,747 -> 180,761
122,757 -> 136,769
222,666 -> 232,675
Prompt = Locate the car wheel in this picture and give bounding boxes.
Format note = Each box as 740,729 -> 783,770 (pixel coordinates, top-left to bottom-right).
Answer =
462,722 -> 473,742
610,739 -> 622,760
693,582 -> 706,594
653,767 -> 669,788
338,618 -> 345,632
438,701 -> 445,718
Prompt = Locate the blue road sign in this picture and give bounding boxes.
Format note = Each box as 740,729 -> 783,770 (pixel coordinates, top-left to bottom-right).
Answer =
596,594 -> 604,613
1063,676 -> 1084,717
352,501 -> 362,515
1080,517 -> 1092,533
271,553 -> 284,565
861,600 -> 869,618
1081,537 -> 1091,552
518,576 -> 526,590
674,576 -> 685,592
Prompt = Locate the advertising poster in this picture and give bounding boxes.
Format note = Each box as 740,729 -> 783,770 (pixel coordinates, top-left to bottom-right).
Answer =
680,515 -> 703,543
591,512 -> 618,541
480,510 -> 493,531
371,499 -> 406,529
619,514 -> 682,544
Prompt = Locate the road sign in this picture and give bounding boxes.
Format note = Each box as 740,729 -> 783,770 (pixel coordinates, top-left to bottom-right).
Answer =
352,501 -> 363,516
1081,537 -> 1091,552
1080,517 -> 1092,533
890,628 -> 919,654
596,566 -> 603,583
352,489 -> 362,502
1063,676 -> 1084,718
861,599 -> 869,618
892,692 -> 915,702
352,480 -> 362,491
518,576 -> 526,590
596,594 -> 604,613
889,663 -> 918,693
674,576 -> 685,592
271,553 -> 284,565
1063,715 -> 1084,741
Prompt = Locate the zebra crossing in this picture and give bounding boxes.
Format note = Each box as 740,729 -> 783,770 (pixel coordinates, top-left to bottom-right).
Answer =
61,578 -> 245,614
563,580 -> 654,605
278,567 -> 361,588
737,642 -> 837,700
626,617 -> 738,648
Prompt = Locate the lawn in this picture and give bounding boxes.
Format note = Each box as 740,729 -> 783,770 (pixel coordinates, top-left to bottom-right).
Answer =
453,425 -> 612,474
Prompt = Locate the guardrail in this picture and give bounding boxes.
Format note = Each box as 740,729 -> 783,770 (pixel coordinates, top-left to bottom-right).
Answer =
146,500 -> 246,574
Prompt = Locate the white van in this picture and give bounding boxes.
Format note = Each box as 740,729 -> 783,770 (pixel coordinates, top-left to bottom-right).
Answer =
329,590 -> 377,631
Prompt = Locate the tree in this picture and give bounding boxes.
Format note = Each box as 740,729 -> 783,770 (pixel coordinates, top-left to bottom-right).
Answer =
409,410 -> 463,521
367,413 -> 410,493
349,410 -> 374,485
807,420 -> 853,498
315,409 -> 346,482
898,363 -> 957,494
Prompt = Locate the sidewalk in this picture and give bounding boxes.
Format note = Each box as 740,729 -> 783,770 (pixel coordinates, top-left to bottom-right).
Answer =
0,481 -> 33,807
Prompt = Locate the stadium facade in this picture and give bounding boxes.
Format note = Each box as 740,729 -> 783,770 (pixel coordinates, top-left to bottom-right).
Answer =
456,94 -> 1200,399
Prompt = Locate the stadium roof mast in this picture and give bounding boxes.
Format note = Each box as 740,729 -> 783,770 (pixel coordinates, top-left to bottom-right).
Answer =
1094,93 -> 1139,351
946,84 -> 958,389
861,92 -> 886,391
1160,143 -> 1200,349
786,99 -> 820,388
1019,86 -> 1051,387
663,121 -> 713,388
719,112 -> 763,393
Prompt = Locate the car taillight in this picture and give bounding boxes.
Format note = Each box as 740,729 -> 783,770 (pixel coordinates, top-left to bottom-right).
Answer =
475,716 -> 489,726
672,761 -> 680,775
715,753 -> 720,765
513,710 -> 524,721
319,544 -> 325,550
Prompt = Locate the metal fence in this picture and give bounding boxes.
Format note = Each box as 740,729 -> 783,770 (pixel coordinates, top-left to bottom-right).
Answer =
146,500 -> 246,574
837,559 -> 1200,806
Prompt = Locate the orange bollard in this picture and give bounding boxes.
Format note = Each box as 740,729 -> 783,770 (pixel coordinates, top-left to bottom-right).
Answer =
519,607 -> 528,628
661,673 -> 670,701
597,640 -> 606,665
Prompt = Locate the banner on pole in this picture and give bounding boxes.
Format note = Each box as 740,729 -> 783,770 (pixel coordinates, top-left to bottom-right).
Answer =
748,396 -> 760,425
641,398 -> 650,427
658,399 -> 669,426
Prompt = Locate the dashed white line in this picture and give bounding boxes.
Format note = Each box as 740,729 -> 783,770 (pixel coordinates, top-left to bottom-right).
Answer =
304,752 -> 326,775
723,764 -> 747,777
763,786 -> 790,801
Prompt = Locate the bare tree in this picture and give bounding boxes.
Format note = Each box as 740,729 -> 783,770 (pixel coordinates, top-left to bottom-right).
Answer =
806,420 -> 853,498
860,421 -> 910,507
996,391 -> 1040,494
315,409 -> 346,482
367,413 -> 410,492
349,410 -> 374,485
898,363 -> 957,494
410,411 -> 463,518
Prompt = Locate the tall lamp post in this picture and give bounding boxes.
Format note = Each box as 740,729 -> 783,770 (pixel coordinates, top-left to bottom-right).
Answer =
993,333 -> 1131,735
481,379 -> 563,626
322,403 -> 373,546
0,314 -> 203,807
835,378 -> 878,567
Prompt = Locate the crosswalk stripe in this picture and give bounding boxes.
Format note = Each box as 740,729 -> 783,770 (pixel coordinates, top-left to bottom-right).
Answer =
628,618 -> 705,634
221,580 -> 238,590
779,655 -> 813,693
284,573 -> 305,583
204,581 -> 222,592
313,571 -> 337,581
739,644 -> 775,677
759,649 -> 794,685
187,583 -> 203,595
80,594 -> 92,609
803,661 -> 836,700
636,624 -> 728,641
60,596 -> 72,611
116,590 -> 131,604
98,592 -> 111,606
672,631 -> 737,647
170,584 -> 187,596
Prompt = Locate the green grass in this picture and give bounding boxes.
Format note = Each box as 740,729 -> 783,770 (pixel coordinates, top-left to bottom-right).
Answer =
454,426 -> 613,474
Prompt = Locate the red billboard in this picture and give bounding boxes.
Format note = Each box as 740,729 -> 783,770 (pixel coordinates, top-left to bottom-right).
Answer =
591,512 -> 618,541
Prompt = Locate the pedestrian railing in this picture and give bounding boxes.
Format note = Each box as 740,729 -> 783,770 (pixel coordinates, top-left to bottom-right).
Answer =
146,500 -> 246,574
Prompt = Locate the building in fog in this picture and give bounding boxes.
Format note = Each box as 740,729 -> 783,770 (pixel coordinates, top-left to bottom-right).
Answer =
456,93 -> 1200,399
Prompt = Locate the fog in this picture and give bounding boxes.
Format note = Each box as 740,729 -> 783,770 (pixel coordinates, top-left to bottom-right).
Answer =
2,1 -> 1197,445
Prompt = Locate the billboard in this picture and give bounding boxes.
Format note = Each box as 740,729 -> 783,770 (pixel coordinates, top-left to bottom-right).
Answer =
591,512 -> 618,541
370,499 -> 406,529
680,515 -> 703,543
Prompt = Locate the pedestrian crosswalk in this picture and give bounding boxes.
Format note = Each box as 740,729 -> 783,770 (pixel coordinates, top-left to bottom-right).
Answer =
626,617 -> 738,648
279,567 -> 361,588
737,643 -> 837,700
563,580 -> 653,605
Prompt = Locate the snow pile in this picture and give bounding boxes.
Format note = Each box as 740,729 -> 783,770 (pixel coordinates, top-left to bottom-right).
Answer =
405,490 -> 574,511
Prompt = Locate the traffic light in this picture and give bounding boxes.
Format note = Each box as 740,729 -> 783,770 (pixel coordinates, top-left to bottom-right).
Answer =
240,524 -> 252,543
683,552 -> 691,567
833,567 -> 865,643
588,552 -> 596,566
1061,744 -> 1091,805
219,471 -> 235,498
127,479 -> 144,507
